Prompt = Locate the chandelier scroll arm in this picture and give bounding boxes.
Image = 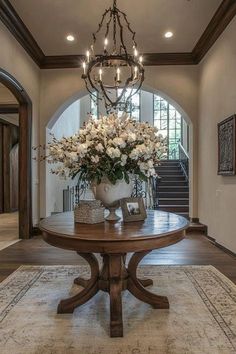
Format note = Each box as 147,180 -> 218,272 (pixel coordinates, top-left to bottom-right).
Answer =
118,9 -> 137,48
115,11 -> 128,56
99,81 -> 116,106
105,11 -> 113,44
92,8 -> 111,44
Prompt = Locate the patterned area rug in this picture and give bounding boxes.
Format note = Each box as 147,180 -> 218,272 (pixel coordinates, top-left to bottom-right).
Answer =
0,265 -> 236,354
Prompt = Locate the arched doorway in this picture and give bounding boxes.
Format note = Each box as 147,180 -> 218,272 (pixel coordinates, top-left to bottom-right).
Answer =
45,88 -> 192,218
0,68 -> 32,239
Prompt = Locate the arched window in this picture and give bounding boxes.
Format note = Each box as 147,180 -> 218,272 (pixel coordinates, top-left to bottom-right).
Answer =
153,95 -> 182,159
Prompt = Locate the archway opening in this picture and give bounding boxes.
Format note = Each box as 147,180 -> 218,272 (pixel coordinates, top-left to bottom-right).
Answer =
0,68 -> 32,239
45,88 -> 192,219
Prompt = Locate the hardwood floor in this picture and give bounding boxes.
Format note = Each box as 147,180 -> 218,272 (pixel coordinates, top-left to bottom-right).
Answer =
0,232 -> 236,284
0,212 -> 19,250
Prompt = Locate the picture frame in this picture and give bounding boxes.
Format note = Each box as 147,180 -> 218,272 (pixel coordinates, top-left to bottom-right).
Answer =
120,197 -> 147,222
218,115 -> 236,175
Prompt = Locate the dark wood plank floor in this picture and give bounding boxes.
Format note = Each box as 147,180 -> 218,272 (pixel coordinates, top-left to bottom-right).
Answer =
0,232 -> 236,284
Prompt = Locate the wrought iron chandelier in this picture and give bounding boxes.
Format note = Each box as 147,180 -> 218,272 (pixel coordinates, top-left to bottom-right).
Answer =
81,0 -> 144,112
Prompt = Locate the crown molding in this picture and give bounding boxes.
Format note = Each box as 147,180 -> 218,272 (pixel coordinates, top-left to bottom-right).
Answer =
0,0 -> 236,69
41,55 -> 85,69
142,52 -> 195,66
193,0 -> 236,63
41,52 -> 195,69
0,0 -> 44,66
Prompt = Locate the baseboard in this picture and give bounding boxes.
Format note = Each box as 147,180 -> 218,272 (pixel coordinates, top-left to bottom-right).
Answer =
205,235 -> 236,258
215,242 -> 236,257
204,234 -> 215,243
187,218 -> 208,234
190,217 -> 199,223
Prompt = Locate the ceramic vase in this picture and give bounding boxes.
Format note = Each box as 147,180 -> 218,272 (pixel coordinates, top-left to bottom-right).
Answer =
92,177 -> 133,221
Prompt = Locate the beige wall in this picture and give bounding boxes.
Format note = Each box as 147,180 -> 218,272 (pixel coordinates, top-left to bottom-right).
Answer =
0,22 -> 41,225
0,84 -> 17,103
198,17 -> 236,253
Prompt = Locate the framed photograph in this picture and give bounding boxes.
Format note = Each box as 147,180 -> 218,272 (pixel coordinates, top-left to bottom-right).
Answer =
218,115 -> 236,175
120,197 -> 147,222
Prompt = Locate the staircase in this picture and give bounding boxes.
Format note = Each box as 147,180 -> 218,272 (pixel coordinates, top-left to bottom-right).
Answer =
156,160 -> 189,219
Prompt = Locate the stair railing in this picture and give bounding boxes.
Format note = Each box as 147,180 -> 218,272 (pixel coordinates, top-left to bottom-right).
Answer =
178,143 -> 189,180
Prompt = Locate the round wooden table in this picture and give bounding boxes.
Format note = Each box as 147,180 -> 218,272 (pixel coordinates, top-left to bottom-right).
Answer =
39,210 -> 189,337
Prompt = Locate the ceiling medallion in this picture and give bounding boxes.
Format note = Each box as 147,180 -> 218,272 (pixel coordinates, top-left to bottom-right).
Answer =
82,0 -> 144,112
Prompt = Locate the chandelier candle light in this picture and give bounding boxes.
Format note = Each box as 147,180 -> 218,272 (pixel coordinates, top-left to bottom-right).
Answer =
81,0 -> 144,111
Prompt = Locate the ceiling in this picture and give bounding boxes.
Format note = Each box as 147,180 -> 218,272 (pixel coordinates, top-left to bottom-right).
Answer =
9,0 -> 222,56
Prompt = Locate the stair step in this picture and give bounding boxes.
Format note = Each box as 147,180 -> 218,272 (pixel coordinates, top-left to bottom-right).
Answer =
158,192 -> 189,198
157,166 -> 181,171
159,181 -> 188,186
158,198 -> 189,205
159,162 -> 180,167
158,170 -> 183,175
159,176 -> 186,181
158,185 -> 189,189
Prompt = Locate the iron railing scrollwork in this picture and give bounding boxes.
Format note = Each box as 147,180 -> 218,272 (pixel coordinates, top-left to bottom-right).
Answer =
62,175 -> 161,212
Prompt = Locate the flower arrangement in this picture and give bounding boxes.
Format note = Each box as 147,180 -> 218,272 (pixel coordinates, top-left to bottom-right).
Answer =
47,114 -> 167,185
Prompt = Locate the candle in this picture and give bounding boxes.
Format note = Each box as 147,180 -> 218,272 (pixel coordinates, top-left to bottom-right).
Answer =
99,68 -> 103,81
134,66 -> 138,79
117,67 -> 120,81
104,38 -> 108,50
134,47 -> 138,57
86,50 -> 90,62
82,62 -> 86,74
139,55 -> 143,64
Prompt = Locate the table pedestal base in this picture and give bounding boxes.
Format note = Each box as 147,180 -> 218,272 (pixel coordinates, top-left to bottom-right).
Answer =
57,251 -> 169,337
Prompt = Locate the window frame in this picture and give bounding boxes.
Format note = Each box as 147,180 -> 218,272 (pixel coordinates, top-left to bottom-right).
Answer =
153,94 -> 183,159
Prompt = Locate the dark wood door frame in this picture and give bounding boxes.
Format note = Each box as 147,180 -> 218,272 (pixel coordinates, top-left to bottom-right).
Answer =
0,68 -> 32,239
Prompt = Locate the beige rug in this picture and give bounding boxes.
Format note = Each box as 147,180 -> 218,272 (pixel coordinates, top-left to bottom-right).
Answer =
0,265 -> 236,354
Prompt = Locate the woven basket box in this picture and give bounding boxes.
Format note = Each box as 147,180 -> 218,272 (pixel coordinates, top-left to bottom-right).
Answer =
74,200 -> 105,224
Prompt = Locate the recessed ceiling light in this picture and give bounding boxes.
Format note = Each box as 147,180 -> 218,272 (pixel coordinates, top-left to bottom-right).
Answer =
164,31 -> 173,39
66,34 -> 75,42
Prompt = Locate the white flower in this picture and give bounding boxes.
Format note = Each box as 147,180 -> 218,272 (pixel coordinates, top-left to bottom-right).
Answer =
113,137 -> 126,148
95,143 -> 104,152
69,152 -> 78,161
127,133 -> 136,143
147,168 -> 156,177
45,113 -> 167,183
121,154 -> 127,166
138,162 -> 147,172
77,143 -> 88,155
91,155 -> 100,163
147,160 -> 154,168
106,147 -> 121,159
129,148 -> 139,160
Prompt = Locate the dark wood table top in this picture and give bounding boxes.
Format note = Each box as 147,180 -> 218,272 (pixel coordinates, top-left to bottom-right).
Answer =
40,210 -> 189,253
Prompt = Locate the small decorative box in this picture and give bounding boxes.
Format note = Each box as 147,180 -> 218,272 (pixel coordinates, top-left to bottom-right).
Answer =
74,200 -> 105,224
